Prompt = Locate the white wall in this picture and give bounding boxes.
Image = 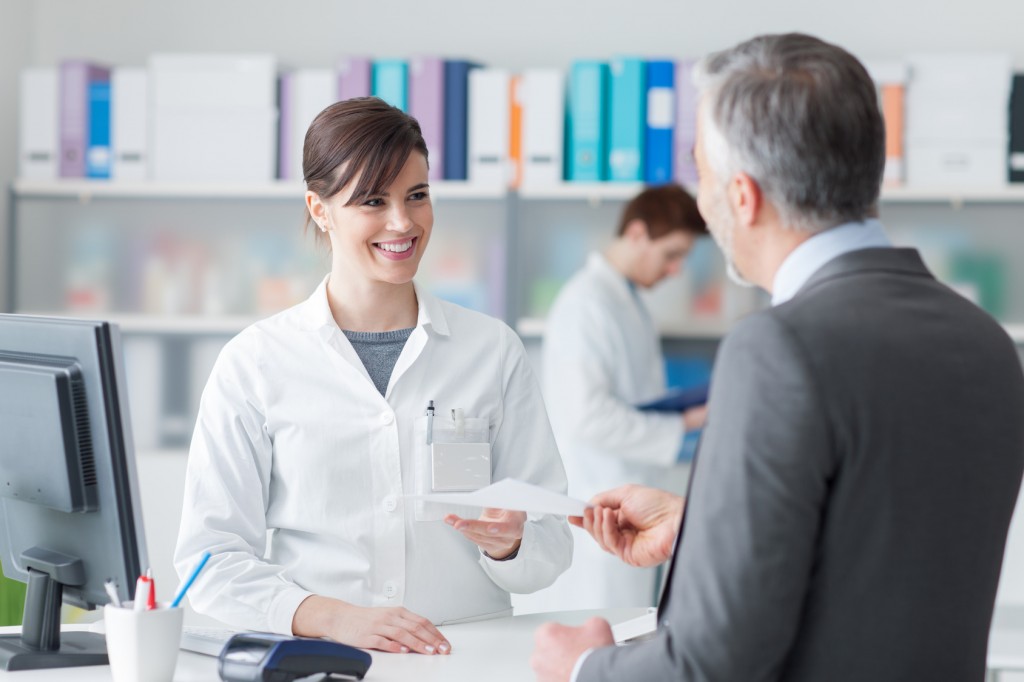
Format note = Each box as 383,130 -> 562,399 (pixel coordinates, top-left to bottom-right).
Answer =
0,0 -> 33,311
19,0 -> 1024,70
5,0 -> 1024,614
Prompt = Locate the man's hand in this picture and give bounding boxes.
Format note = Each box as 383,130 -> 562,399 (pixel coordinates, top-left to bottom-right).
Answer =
530,617 -> 614,682
445,508 -> 526,559
569,484 -> 684,568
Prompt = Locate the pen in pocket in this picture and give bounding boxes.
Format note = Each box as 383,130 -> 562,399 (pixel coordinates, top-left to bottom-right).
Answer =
426,400 -> 435,445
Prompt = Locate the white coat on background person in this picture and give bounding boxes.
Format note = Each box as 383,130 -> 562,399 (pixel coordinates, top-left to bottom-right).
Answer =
514,185 -> 708,613
174,98 -> 571,657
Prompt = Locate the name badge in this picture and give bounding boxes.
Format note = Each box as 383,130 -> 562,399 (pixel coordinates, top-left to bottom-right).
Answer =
431,442 -> 491,492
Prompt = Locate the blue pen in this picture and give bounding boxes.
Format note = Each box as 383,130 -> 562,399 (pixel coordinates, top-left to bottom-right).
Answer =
170,551 -> 211,608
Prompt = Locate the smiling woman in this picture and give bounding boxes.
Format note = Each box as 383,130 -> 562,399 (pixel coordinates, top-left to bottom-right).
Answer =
173,97 -> 572,658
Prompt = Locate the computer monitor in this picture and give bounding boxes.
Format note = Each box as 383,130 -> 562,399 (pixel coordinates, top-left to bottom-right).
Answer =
0,314 -> 148,670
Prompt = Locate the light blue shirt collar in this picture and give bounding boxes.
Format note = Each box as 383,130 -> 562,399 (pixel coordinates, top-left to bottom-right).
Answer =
771,219 -> 891,306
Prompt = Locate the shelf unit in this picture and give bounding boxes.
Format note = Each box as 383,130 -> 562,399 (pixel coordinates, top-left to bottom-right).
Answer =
9,179 -> 1024,451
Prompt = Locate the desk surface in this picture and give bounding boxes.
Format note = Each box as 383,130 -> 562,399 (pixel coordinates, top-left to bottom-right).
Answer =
0,608 -> 645,681
2,604 -> 1022,680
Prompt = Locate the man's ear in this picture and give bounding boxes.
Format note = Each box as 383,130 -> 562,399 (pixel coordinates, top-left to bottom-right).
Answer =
730,172 -> 763,227
622,219 -> 650,242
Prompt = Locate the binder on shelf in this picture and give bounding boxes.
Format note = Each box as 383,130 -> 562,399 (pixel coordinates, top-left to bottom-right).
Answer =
864,61 -> 908,187
1010,75 -> 1024,183
409,57 -> 445,181
18,68 -> 59,180
880,84 -> 905,186
86,80 -> 112,178
372,59 -> 408,112
443,60 -> 481,181
149,53 -> 278,183
674,59 -> 698,188
337,56 -> 371,101
468,68 -> 511,187
567,60 -> 609,182
59,60 -> 111,178
111,67 -> 149,181
644,60 -> 675,184
905,53 -> 1011,188
509,76 -> 524,188
608,57 -> 645,182
278,69 -> 335,181
520,68 -> 564,188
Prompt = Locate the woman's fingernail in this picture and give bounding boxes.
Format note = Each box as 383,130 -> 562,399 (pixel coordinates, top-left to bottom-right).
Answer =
425,645 -> 435,654
439,643 -> 450,653
400,646 -> 409,653
445,518 -> 455,526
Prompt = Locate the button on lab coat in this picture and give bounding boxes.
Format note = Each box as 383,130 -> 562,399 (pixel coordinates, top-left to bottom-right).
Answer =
518,252 -> 686,612
174,278 -> 572,634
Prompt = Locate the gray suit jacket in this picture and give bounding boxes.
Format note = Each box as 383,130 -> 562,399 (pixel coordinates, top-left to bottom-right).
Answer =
580,248 -> 1024,682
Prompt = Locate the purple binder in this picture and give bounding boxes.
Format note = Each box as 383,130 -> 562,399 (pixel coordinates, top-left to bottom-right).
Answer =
60,60 -> 110,178
409,57 -> 445,181
337,57 -> 371,102
674,59 -> 698,188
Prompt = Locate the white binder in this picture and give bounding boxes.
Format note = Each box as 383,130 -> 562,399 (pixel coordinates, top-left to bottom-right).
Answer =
281,69 -> 335,181
111,68 -> 149,181
468,68 -> 511,187
520,69 -> 565,189
18,68 -> 59,180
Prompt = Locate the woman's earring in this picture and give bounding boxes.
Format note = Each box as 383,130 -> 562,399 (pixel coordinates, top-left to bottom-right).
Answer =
319,222 -> 328,233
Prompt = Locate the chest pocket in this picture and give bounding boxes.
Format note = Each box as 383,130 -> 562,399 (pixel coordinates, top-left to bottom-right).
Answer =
413,412 -> 491,521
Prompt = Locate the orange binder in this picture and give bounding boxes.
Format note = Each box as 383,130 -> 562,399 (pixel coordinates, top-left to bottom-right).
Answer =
509,76 -> 523,188
881,84 -> 905,186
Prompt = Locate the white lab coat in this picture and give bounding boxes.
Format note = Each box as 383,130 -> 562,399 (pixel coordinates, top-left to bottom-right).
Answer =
516,252 -> 686,613
174,277 -> 572,635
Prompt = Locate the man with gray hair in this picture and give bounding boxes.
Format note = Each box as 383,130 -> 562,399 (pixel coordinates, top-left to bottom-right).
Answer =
531,33 -> 1024,682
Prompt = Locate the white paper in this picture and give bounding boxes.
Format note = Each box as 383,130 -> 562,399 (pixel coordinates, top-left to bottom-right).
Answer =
406,478 -> 590,517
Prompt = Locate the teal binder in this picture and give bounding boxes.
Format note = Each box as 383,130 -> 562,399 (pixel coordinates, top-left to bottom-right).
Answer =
372,59 -> 408,112
567,61 -> 609,182
608,57 -> 645,182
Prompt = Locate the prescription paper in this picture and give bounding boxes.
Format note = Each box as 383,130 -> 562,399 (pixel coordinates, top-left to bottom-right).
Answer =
406,478 -> 590,516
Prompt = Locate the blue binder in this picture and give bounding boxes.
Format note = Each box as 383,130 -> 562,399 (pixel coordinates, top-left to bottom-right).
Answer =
636,382 -> 709,413
372,59 -> 408,112
608,57 -> 645,182
86,80 -> 111,179
567,61 -> 609,182
644,60 -> 675,184
443,60 -> 480,180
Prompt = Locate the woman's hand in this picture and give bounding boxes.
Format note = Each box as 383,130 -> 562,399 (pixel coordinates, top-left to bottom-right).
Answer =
445,508 -> 526,559
292,595 -> 451,655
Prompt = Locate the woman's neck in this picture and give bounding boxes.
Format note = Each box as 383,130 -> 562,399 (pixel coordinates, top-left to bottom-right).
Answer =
326,273 -> 419,332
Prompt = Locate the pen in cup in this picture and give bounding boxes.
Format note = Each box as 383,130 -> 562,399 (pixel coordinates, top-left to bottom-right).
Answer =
133,575 -> 151,612
170,551 -> 212,608
104,579 -> 122,608
145,569 -> 157,611
426,400 -> 435,445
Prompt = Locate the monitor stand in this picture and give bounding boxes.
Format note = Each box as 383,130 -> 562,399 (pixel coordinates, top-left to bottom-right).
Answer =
0,548 -> 108,670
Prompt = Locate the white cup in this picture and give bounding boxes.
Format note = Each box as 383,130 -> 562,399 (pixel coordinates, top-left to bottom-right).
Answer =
103,603 -> 184,682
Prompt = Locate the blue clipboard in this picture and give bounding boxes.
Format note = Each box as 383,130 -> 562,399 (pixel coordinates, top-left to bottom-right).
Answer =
636,383 -> 709,413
